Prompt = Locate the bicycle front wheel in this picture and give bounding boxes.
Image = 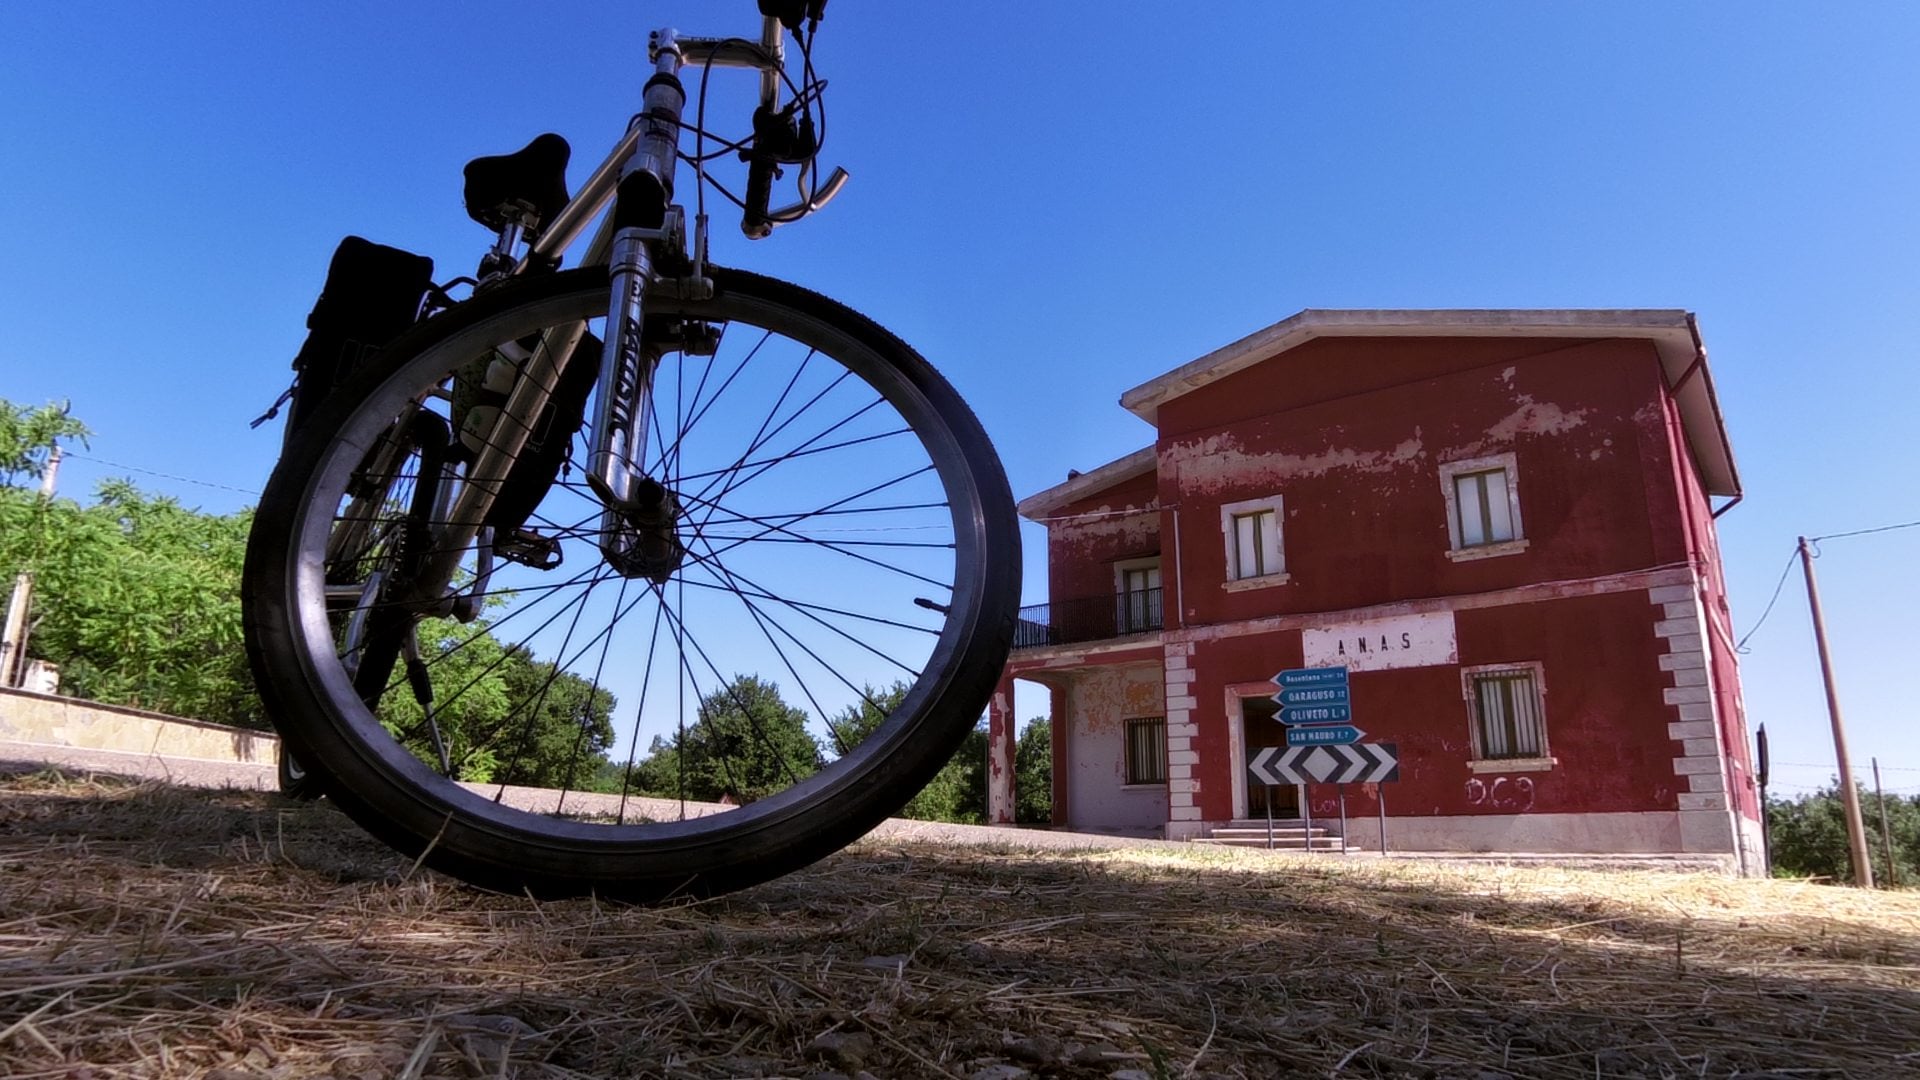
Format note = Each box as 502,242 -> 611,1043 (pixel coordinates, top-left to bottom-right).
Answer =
243,266 -> 1019,900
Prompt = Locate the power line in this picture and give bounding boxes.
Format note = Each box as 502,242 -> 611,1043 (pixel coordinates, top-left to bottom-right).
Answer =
1735,545 -> 1799,653
1775,759 -> 1919,773
59,452 -> 261,498
1733,515 -> 1920,653
1812,518 -> 1920,543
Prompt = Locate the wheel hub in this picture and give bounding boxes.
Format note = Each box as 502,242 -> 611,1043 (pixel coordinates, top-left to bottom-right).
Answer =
600,475 -> 686,583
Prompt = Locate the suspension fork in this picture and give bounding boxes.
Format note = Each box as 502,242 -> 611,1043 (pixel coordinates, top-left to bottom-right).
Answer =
584,30 -> 691,566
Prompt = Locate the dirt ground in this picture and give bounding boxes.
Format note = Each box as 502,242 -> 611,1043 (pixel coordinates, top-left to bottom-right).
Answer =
1,769 -> 1917,1079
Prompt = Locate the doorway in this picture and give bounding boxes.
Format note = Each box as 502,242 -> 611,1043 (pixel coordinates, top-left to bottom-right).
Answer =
1240,695 -> 1299,819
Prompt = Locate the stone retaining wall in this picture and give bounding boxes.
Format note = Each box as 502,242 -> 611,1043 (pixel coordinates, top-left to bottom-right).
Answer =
0,687 -> 278,765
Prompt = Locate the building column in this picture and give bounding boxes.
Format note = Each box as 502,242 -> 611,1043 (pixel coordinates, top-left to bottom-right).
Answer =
987,673 -> 1016,825
1163,641 -> 1202,839
1651,582 -> 1741,865
1050,682 -> 1070,826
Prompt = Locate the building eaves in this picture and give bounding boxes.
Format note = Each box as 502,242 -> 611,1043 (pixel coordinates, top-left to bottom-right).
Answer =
1116,308 -> 1740,498
1016,445 -> 1157,521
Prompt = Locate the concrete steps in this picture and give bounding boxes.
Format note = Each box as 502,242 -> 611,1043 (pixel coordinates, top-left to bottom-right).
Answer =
1192,819 -> 1359,852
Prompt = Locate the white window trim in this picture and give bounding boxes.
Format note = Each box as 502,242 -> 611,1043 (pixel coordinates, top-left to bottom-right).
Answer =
1111,556 -> 1162,595
1467,757 -> 1556,774
1218,494 -> 1290,588
1461,661 -> 1554,767
1439,453 -> 1528,561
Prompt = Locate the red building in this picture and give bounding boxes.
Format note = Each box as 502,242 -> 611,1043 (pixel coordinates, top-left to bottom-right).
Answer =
987,309 -> 1762,873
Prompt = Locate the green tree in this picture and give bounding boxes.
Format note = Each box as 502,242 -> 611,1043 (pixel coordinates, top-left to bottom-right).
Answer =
1769,782 -> 1920,884
1014,717 -> 1053,825
0,479 -> 260,725
828,682 -> 989,823
0,398 -> 88,488
373,619 -> 618,786
631,675 -> 821,803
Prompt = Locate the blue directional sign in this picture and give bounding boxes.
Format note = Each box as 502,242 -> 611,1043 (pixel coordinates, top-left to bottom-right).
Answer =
1276,685 -> 1351,708
1279,703 -> 1352,726
1274,666 -> 1349,689
1286,724 -> 1365,746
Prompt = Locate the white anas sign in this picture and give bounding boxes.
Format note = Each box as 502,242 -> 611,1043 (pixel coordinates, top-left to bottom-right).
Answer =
1302,611 -> 1457,672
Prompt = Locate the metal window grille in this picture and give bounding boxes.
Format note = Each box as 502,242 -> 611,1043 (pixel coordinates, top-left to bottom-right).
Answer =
1472,670 -> 1545,759
1453,469 -> 1516,547
1113,586 -> 1163,633
1125,717 -> 1167,785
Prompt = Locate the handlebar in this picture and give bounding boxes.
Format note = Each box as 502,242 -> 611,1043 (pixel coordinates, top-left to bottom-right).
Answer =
681,10 -> 844,239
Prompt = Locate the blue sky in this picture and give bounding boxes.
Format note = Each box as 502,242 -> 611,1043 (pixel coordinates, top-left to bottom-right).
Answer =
2,3 -> 1917,799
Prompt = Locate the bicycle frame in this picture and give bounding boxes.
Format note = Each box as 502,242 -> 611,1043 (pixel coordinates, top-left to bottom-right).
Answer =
414,14 -> 825,607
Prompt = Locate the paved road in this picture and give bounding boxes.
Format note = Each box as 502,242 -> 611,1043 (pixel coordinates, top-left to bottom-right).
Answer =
0,740 -> 1731,870
0,739 -> 1192,854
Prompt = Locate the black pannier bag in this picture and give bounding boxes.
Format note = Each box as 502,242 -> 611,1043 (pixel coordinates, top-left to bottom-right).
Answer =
286,236 -> 435,437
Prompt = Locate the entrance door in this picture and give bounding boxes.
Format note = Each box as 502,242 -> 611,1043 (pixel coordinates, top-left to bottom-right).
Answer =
1116,564 -> 1162,634
1241,695 -> 1299,819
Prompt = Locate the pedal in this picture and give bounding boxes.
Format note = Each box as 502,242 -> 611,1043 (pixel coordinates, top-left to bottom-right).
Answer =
497,528 -> 563,570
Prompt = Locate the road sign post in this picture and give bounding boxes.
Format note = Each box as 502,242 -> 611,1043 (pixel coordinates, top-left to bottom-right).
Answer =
1337,784 -> 1348,854
1378,784 -> 1388,854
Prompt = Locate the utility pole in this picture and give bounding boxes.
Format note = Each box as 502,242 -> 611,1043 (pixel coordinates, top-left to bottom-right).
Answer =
0,445 -> 60,688
1874,758 -> 1898,888
1798,535 -> 1873,887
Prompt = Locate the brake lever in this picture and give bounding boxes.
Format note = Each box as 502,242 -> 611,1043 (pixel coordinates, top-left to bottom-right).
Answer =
768,166 -> 850,223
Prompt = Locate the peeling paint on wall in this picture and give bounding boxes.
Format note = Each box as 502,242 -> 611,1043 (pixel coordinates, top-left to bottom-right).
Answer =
1053,507 -> 1159,549
1164,430 -> 1426,495
1062,665 -> 1170,834
1486,394 -> 1591,441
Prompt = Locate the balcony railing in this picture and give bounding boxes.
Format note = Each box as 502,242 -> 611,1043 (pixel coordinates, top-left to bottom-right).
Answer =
1014,587 -> 1163,649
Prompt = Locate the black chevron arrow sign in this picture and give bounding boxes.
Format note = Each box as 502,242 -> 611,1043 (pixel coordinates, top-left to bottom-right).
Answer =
1249,742 -> 1399,786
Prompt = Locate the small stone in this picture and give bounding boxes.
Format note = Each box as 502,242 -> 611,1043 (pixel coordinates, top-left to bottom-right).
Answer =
806,1031 -> 875,1071
968,1066 -> 1031,1080
445,1013 -> 542,1073
1111,1070 -> 1156,1080
859,953 -> 910,972
1071,1042 -> 1126,1066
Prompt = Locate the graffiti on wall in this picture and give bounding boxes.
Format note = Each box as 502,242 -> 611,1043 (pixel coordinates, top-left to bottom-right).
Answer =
1464,775 -> 1536,812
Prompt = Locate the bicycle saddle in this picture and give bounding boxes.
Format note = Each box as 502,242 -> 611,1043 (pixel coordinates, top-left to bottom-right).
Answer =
463,133 -> 571,233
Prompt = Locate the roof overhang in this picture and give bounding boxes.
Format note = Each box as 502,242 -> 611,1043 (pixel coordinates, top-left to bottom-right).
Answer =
1016,445 -> 1157,521
1118,309 -> 1741,498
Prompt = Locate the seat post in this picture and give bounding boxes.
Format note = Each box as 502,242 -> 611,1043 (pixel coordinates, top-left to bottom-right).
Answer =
479,218 -> 527,279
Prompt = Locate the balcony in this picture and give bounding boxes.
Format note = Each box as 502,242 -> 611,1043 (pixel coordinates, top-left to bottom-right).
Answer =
1013,587 -> 1163,649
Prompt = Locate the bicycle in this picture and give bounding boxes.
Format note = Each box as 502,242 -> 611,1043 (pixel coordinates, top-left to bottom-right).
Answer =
243,1 -> 1020,901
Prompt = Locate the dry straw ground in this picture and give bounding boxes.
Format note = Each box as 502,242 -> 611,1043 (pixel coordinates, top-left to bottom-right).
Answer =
2,769 -> 1917,1079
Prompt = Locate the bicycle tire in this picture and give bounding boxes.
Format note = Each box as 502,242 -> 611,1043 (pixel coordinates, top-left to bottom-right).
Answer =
244,266 -> 1019,900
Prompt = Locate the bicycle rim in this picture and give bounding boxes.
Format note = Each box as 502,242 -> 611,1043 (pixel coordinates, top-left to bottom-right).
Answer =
244,267 -> 1018,899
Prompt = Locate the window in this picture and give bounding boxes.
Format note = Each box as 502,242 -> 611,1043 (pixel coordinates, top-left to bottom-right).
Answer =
1439,454 -> 1526,560
1454,470 -> 1514,546
1113,559 -> 1163,633
1465,665 -> 1548,762
1219,495 -> 1286,585
1124,717 -> 1167,785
